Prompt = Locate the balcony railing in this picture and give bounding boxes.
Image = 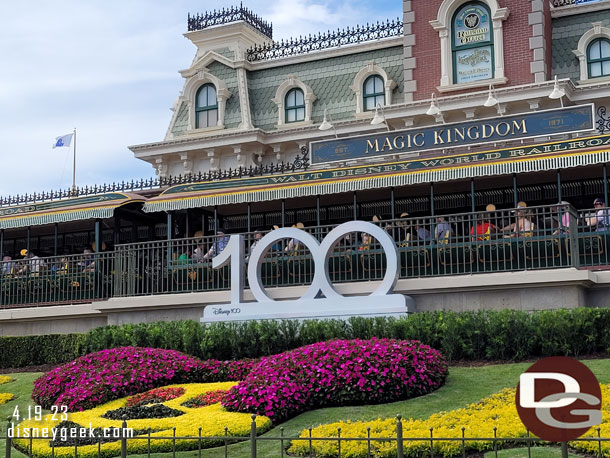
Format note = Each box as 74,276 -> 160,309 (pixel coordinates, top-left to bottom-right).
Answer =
3,204 -> 610,308
187,4 -> 272,39
0,252 -> 114,308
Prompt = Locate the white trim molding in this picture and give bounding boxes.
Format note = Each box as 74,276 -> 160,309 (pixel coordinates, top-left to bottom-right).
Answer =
573,22 -> 610,83
430,0 -> 509,88
272,75 -> 317,127
351,62 -> 396,115
182,69 -> 232,132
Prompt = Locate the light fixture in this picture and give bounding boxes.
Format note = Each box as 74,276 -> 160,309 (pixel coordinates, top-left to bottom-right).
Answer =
426,93 -> 441,117
549,75 -> 565,107
319,109 -> 338,138
483,84 -> 498,107
370,104 -> 390,132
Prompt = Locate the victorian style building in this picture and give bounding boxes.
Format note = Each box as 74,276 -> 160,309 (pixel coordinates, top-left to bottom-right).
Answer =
2,0 -> 610,335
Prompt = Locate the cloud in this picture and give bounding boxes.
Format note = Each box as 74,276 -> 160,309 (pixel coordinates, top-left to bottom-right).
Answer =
0,0 -> 400,198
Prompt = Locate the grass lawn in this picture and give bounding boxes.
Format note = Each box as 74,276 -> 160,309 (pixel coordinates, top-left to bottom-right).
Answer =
2,359 -> 610,457
0,373 -> 44,458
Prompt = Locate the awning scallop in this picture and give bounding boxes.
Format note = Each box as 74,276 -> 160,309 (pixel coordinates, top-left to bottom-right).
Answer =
0,193 -> 146,229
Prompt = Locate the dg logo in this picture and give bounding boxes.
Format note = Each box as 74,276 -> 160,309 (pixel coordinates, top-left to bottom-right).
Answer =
516,357 -> 602,442
201,221 -> 408,322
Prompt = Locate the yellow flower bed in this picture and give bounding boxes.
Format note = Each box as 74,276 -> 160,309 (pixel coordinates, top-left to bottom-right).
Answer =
0,375 -> 12,385
13,382 -> 271,458
290,385 -> 610,458
0,392 -> 14,404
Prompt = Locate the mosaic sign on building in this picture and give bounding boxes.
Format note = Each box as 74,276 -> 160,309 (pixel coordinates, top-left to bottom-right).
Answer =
453,3 -> 493,83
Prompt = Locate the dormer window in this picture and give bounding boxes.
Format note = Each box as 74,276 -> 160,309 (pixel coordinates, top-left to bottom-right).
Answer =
285,88 -> 305,123
195,83 -> 218,128
363,75 -> 385,111
588,38 -> 610,79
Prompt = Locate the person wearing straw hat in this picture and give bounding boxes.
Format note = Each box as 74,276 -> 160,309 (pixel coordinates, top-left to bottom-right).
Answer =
470,205 -> 498,241
286,222 -> 305,254
502,202 -> 535,237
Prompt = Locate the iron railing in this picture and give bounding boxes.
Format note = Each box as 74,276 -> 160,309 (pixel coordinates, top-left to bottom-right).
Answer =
187,3 -> 273,39
3,415 -> 608,458
0,149 -> 309,208
0,251 -> 114,308
113,204 -> 589,298
246,19 -> 403,62
4,203 -> 610,307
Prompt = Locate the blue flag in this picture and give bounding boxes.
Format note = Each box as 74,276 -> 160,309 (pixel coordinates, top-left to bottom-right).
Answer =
53,133 -> 74,148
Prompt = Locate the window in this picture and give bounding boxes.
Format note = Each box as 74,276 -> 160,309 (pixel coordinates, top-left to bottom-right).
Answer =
285,88 -> 305,123
452,2 -> 494,84
588,38 -> 610,79
195,84 -> 218,129
363,75 -> 385,111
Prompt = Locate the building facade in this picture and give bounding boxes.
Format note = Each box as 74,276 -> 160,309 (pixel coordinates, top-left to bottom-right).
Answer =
2,0 -> 610,335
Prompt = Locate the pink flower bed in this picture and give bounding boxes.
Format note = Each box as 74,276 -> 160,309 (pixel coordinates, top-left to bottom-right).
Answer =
32,347 -> 257,411
222,339 -> 448,422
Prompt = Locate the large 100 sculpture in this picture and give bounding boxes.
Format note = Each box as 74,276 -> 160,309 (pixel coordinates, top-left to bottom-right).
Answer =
201,221 -> 408,322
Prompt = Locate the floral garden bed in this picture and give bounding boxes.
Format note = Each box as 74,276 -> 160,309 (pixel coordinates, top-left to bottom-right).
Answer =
223,338 -> 448,422
21,339 -> 449,457
32,347 -> 256,411
15,382 -> 271,458
289,385 -> 610,458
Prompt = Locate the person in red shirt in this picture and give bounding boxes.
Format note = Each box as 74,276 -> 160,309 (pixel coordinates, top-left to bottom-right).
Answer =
470,206 -> 498,241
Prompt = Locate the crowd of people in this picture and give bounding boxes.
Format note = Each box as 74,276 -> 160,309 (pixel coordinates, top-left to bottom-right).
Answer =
1,199 -> 609,274
0,245 -> 104,278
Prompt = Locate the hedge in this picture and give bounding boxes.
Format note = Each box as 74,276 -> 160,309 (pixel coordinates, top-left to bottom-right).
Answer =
2,308 -> 610,369
0,333 -> 86,369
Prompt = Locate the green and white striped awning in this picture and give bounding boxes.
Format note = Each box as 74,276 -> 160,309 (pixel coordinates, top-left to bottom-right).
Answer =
0,193 -> 145,229
144,134 -> 610,213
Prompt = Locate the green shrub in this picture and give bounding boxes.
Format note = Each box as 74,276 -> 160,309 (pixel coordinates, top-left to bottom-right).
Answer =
0,333 -> 86,369
1,308 -> 610,369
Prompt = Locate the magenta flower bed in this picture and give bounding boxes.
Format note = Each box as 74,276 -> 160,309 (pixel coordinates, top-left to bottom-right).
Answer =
32,347 -> 257,411
222,339 -> 448,422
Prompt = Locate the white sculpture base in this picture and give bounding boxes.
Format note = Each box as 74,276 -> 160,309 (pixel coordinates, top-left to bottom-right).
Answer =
200,295 -> 408,323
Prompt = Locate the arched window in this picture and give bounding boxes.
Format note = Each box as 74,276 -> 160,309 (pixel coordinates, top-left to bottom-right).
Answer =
363,75 -> 385,111
451,2 -> 494,84
195,84 -> 218,129
285,88 -> 305,123
588,38 -> 610,79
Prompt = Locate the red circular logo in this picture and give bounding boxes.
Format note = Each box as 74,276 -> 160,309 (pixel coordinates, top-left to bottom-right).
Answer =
516,357 -> 602,442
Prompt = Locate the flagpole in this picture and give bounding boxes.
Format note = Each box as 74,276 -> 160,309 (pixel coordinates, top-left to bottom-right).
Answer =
72,128 -> 77,193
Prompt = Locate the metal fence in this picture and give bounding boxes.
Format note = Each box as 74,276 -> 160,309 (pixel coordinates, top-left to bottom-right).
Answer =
3,203 -> 610,306
0,252 -> 114,308
4,415 -> 608,458
114,203 -> 597,298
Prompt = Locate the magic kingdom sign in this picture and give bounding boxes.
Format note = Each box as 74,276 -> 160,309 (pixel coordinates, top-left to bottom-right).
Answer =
310,104 -> 594,164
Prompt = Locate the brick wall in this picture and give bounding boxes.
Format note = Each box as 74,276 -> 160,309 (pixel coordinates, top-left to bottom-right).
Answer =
411,0 -> 536,100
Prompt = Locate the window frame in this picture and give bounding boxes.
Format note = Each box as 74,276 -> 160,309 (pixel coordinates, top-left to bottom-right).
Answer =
362,75 -> 386,112
195,83 -> 219,129
587,37 -> 610,79
284,87 -> 306,124
450,1 -> 495,85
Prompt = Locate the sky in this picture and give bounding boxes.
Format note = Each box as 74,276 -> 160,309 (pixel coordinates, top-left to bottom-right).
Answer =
0,0 -> 401,198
